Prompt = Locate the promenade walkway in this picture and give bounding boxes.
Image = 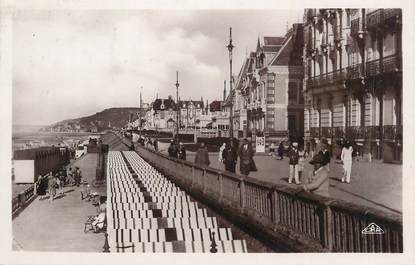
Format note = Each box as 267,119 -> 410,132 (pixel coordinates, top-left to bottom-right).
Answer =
158,142 -> 402,215
12,153 -> 105,252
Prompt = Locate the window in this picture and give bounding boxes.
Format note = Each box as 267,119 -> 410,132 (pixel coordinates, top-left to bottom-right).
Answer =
288,82 -> 299,103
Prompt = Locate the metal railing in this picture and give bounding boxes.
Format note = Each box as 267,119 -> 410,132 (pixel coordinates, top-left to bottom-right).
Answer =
133,142 -> 402,252
12,185 -> 36,219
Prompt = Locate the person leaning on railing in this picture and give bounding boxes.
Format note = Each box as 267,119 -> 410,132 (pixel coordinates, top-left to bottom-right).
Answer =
301,153 -> 329,197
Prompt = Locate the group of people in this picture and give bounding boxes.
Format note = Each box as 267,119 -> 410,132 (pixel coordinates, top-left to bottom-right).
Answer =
135,137 -> 159,151
34,166 -> 83,202
219,138 -> 257,176
168,140 -> 187,160
281,138 -> 354,197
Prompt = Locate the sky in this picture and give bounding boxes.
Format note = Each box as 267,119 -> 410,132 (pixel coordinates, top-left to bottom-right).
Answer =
12,9 -> 303,126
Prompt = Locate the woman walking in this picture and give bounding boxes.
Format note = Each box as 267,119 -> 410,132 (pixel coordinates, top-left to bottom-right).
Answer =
341,141 -> 353,184
47,172 -> 57,202
277,142 -> 284,160
238,139 -> 255,176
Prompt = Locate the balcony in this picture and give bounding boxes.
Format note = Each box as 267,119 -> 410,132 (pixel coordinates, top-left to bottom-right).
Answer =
367,9 -> 401,30
347,63 -> 364,80
345,126 -> 366,139
333,25 -> 342,42
320,127 -> 332,139
366,9 -> 383,29
309,127 -> 320,138
366,59 -> 381,77
383,54 -> 401,73
383,125 -> 402,140
350,18 -> 360,37
307,68 -> 347,90
384,9 -> 401,24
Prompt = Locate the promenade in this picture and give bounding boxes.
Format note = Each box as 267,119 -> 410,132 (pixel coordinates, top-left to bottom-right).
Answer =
12,153 -> 105,251
158,142 -> 402,215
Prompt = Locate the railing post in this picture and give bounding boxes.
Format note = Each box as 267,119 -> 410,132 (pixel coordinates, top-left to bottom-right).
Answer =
271,187 -> 280,230
239,178 -> 246,213
103,232 -> 110,252
218,173 -> 223,204
190,166 -> 195,188
324,204 -> 334,251
202,169 -> 206,194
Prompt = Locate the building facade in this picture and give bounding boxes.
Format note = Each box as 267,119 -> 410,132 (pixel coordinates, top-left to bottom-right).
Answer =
179,100 -> 204,129
230,25 -> 304,146
303,8 -> 402,163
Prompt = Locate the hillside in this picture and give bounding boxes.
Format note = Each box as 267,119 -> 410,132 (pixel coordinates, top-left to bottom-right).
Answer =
43,107 -> 145,132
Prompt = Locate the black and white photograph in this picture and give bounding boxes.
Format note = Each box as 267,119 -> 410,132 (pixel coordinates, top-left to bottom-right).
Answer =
1,1 -> 414,265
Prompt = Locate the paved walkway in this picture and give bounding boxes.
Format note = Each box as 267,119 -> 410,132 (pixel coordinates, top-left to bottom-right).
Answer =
12,153 -> 106,252
158,143 -> 401,215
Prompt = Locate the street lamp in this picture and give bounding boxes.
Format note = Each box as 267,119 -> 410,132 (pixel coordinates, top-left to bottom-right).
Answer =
227,27 -> 235,139
175,71 -> 180,142
139,87 -> 142,138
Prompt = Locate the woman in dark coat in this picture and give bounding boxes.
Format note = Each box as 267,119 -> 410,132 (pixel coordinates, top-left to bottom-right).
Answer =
277,142 -> 284,160
238,139 -> 255,176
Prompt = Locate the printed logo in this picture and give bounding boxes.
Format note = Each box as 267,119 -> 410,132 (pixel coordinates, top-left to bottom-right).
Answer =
362,222 -> 384,235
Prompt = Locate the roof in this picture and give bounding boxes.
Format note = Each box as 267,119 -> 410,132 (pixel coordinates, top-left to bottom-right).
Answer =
179,100 -> 204,109
152,98 -> 177,111
263,36 -> 285,46
270,24 -> 303,66
209,100 -> 223,112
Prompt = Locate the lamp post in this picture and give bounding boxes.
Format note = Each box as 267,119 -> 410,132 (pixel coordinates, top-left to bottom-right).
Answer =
227,27 -> 235,139
175,71 -> 180,142
139,87 -> 142,138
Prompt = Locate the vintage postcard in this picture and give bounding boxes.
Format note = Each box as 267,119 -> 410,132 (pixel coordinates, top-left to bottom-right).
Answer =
1,0 -> 414,265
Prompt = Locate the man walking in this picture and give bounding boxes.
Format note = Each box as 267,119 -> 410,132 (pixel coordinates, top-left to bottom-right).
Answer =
178,142 -> 187,160
168,139 -> 178,158
223,140 -> 238,173
288,142 -> 300,184
195,142 -> 210,167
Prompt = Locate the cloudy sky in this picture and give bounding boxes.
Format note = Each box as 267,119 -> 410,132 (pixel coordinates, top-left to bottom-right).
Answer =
12,9 -> 303,126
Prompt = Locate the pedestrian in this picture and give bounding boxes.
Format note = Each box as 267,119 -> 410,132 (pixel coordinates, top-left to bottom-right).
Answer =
223,140 -> 238,173
195,142 -> 210,167
67,167 -> 74,186
168,139 -> 178,158
277,141 -> 284,160
56,172 -> 64,196
305,141 -> 311,158
153,139 -> 158,152
298,146 -> 306,182
269,142 -> 276,156
238,139 -> 255,176
47,172 -> 57,201
75,167 -> 82,187
319,140 -> 331,170
341,140 -> 353,184
218,143 -> 226,164
310,139 -> 316,158
35,174 -> 48,200
301,153 -> 330,197
178,142 -> 187,160
129,142 -> 135,151
288,142 -> 300,184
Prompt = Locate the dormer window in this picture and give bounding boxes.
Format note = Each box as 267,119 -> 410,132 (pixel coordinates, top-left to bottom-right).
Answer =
160,103 -> 165,109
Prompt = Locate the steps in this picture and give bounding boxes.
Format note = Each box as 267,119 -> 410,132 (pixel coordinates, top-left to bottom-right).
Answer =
106,151 -> 248,253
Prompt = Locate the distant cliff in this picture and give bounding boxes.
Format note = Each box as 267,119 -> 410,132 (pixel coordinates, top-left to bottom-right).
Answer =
43,107 -> 145,132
